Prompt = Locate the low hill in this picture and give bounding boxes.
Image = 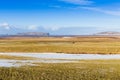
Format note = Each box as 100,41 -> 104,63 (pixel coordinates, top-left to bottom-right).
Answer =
17,32 -> 49,36
95,31 -> 120,35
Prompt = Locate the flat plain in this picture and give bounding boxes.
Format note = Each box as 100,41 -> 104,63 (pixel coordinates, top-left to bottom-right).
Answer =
0,36 -> 120,54
0,60 -> 120,80
0,36 -> 120,80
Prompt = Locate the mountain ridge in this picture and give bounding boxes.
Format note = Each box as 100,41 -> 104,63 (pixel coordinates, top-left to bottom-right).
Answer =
95,31 -> 120,35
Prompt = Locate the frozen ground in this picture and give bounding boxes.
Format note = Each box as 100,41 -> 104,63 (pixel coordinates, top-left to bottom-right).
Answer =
0,53 -> 120,67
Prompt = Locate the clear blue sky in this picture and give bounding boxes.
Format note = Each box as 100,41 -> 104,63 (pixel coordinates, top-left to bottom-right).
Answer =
0,0 -> 120,35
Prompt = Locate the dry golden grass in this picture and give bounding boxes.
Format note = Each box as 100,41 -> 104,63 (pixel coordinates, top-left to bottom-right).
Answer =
0,36 -> 120,54
1,60 -> 120,80
0,55 -> 37,60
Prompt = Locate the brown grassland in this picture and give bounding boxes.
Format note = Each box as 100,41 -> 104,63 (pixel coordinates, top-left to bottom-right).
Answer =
0,36 -> 120,54
0,36 -> 120,80
0,60 -> 120,80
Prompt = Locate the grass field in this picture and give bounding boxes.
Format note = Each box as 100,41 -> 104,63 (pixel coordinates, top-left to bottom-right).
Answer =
0,36 -> 120,54
0,60 -> 120,80
0,36 -> 120,80
0,55 -> 37,60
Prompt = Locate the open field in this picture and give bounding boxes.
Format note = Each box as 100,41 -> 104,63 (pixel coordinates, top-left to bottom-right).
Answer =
0,60 -> 120,80
0,36 -> 120,54
0,37 -> 120,80
0,55 -> 37,60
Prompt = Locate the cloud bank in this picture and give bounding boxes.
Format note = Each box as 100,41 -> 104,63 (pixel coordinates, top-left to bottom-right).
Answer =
82,7 -> 120,16
59,0 -> 93,5
0,22 -> 10,30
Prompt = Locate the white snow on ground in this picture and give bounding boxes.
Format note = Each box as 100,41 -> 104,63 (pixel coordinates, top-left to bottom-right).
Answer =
0,53 -> 120,67
0,53 -> 120,60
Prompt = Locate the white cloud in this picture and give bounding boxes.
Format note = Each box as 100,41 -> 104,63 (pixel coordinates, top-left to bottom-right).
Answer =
28,25 -> 38,30
0,22 -> 10,30
51,27 -> 60,31
82,7 -> 120,16
59,0 -> 93,5
44,26 -> 60,31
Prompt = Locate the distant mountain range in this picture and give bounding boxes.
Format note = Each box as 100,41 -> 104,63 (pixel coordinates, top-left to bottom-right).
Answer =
95,31 -> 120,35
18,32 -> 49,36
1,23 -> 120,36
0,25 -> 100,35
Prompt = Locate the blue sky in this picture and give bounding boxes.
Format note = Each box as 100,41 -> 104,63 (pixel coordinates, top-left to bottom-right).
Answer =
0,0 -> 120,35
